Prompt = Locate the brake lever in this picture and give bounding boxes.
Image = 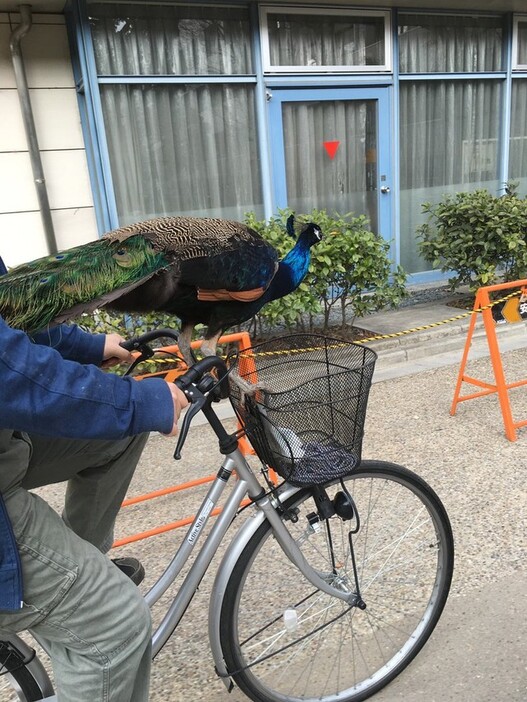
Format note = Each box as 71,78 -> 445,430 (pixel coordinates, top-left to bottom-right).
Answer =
173,384 -> 207,460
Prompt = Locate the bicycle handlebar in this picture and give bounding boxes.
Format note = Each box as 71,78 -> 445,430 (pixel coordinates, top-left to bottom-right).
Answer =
119,330 -> 231,458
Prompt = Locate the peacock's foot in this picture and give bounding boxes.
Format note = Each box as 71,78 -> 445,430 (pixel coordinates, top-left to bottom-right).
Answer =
200,330 -> 222,358
199,339 -> 218,357
178,323 -> 195,367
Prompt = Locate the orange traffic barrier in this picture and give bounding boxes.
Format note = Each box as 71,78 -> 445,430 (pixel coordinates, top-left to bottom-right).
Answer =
450,280 -> 527,441
113,331 -> 262,548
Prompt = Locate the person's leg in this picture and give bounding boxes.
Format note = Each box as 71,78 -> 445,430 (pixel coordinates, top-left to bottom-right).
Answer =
0,486 -> 151,702
22,433 -> 149,551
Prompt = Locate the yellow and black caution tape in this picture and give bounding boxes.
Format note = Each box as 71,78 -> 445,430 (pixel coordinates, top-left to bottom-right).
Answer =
238,289 -> 524,358
132,288 -> 523,368
351,288 -> 523,347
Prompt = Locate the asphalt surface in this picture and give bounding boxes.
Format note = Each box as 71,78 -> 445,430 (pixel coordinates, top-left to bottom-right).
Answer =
19,298 -> 527,701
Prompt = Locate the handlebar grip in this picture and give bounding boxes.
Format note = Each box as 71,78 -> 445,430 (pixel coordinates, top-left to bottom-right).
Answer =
174,355 -> 229,390
120,329 -> 180,352
119,338 -> 138,352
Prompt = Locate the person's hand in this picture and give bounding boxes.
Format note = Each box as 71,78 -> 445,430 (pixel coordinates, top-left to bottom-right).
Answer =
163,382 -> 190,437
101,333 -> 134,368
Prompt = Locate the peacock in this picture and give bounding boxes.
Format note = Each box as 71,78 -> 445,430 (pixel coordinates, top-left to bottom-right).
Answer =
0,215 -> 323,364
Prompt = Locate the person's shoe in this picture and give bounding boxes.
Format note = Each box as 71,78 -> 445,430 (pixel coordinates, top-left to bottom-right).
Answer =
112,556 -> 145,586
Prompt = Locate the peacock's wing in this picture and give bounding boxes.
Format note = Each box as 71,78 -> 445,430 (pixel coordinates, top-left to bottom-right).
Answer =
178,244 -> 278,293
105,216 -> 279,291
0,235 -> 169,333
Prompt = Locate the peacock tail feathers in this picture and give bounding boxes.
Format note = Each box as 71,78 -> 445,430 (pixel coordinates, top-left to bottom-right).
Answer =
0,236 -> 169,333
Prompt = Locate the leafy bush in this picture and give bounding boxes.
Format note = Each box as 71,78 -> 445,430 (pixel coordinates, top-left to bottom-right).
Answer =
77,309 -> 180,338
417,186 -> 527,291
246,209 -> 407,334
306,210 -> 407,330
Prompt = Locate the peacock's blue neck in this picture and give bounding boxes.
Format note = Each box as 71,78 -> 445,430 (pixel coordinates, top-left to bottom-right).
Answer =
264,239 -> 311,301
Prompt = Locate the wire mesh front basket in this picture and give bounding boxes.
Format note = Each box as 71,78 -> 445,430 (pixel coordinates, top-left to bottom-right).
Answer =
229,334 -> 377,487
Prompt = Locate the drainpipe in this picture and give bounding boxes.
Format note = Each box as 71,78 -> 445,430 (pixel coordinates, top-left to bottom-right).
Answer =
10,4 -> 57,254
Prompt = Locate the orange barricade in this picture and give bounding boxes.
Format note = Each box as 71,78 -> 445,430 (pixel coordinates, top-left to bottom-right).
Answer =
113,331 -> 261,548
450,280 -> 527,441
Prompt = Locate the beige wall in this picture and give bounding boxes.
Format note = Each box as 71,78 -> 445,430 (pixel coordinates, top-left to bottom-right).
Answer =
0,11 -> 98,268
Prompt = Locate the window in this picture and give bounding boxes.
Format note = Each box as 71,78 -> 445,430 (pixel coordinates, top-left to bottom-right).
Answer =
513,16 -> 527,70
398,13 -> 505,73
99,83 -> 262,223
399,80 -> 502,273
509,80 -> 527,196
259,7 -> 391,73
89,3 -> 253,75
86,3 -> 263,224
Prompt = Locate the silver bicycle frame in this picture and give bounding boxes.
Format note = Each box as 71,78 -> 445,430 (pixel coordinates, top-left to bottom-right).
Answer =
149,446 -> 356,660
1,423 -> 357,697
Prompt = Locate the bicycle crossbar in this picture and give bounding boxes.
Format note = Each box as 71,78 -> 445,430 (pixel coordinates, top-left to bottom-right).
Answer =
113,498 -> 252,547
451,279 -> 527,441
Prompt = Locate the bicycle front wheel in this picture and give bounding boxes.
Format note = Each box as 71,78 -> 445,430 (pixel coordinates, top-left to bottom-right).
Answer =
219,460 -> 454,702
0,635 -> 53,701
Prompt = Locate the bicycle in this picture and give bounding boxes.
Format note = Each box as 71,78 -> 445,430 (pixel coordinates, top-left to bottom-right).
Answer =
0,331 -> 454,702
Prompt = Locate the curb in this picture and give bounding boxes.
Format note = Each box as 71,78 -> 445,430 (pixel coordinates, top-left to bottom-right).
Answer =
363,316 -> 527,369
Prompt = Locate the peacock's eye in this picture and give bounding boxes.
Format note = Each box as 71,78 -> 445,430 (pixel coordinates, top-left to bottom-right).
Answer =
39,277 -> 49,284
55,254 -> 65,260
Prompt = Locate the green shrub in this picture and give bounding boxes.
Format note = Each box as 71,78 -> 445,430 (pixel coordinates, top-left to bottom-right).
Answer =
417,186 -> 527,291
306,210 -> 407,330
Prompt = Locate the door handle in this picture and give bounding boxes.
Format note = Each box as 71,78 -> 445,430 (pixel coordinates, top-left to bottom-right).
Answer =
380,185 -> 391,194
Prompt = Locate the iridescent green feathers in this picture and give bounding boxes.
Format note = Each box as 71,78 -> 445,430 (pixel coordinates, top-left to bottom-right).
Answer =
0,236 -> 168,333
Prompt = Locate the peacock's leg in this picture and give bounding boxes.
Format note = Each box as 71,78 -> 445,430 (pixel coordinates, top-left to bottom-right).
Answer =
178,322 -> 195,366
200,329 -> 222,358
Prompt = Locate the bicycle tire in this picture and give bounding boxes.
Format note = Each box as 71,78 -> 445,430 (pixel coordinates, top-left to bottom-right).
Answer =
219,460 -> 454,702
0,637 -> 52,701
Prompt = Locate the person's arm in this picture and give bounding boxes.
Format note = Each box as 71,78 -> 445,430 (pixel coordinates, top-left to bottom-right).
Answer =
0,318 -> 185,440
31,324 -> 106,365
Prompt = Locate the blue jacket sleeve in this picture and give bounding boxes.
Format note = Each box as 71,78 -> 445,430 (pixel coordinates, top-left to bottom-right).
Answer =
31,324 -> 106,365
0,317 -> 174,439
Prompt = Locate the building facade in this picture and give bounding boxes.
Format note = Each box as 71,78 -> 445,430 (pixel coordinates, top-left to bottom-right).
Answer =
1,1 -> 526,283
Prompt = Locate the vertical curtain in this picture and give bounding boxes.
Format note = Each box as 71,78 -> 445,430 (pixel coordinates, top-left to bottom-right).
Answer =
517,21 -> 527,66
398,13 -> 504,73
397,13 -> 504,274
88,3 -> 262,224
89,3 -> 253,75
100,84 -> 262,224
510,80 -> 527,197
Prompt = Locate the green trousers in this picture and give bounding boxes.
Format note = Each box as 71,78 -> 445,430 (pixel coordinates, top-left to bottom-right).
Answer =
0,429 -> 152,702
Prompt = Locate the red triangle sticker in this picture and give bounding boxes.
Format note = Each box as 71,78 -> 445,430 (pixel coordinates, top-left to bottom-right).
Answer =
323,140 -> 340,160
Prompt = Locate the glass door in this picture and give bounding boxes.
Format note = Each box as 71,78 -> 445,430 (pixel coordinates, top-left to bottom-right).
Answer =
268,87 -> 393,244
